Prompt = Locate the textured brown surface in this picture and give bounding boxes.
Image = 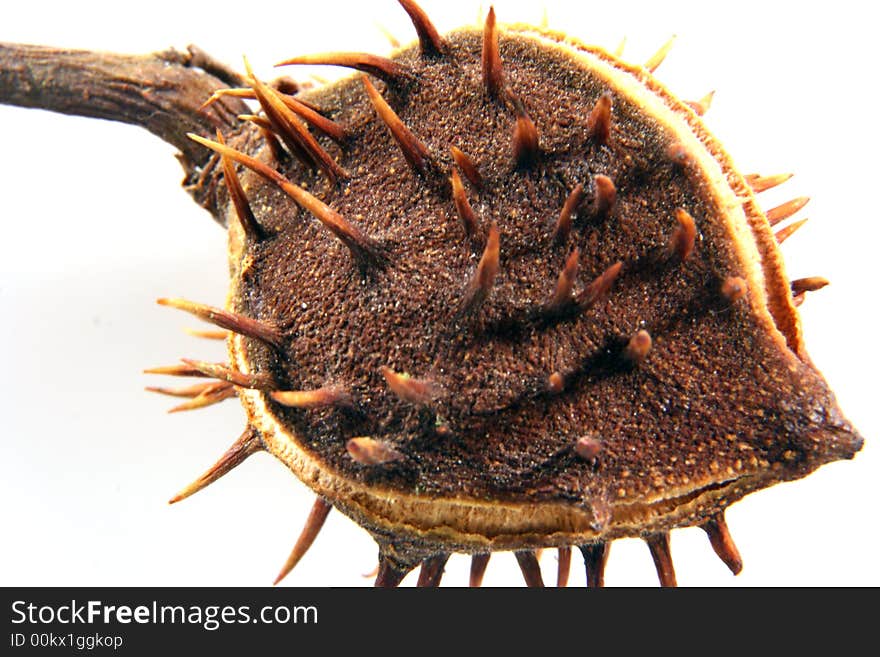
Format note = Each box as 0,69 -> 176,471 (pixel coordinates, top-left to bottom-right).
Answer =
227,29 -> 861,532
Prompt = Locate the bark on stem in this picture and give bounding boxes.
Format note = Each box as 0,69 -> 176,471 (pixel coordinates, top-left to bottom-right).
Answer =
0,42 -> 249,188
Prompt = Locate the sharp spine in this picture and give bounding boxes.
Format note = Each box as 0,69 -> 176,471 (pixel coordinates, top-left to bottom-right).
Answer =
588,93 -> 612,145
552,184 -> 585,244
766,196 -> 810,226
548,248 -> 580,309
180,358 -> 274,390
246,59 -> 347,183
460,221 -> 501,315
258,126 -> 286,163
361,75 -> 432,175
469,554 -> 491,587
167,383 -> 237,414
579,542 -> 610,588
216,130 -> 264,242
791,276 -> 830,296
593,175 -> 616,219
512,99 -> 540,167
645,532 -> 677,587
183,327 -> 228,340
381,366 -> 438,406
685,90 -> 715,116
157,297 -> 284,348
645,35 -> 676,73
514,550 -> 545,587
276,52 -> 410,85
700,512 -> 743,575
557,547 -> 572,588
146,381 -> 228,398
451,146 -> 483,189
397,0 -> 446,56
669,208 -> 697,261
775,218 -> 808,245
168,427 -> 262,504
576,261 -> 623,310
375,555 -> 414,588
144,363 -> 214,378
417,553 -> 450,587
744,172 -> 793,193
188,134 -> 385,267
274,497 -> 333,585
270,386 -> 353,409
213,87 -> 345,142
450,168 -> 480,241
346,437 -> 405,466
482,7 -> 503,97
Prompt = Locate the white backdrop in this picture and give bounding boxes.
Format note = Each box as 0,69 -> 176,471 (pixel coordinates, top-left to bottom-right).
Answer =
1,0 -> 876,587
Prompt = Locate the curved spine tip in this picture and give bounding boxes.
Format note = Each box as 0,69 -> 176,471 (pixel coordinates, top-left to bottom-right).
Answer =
397,0 -> 446,56
276,52 -> 410,85
701,512 -> 743,576
416,553 -> 451,587
791,276 -> 829,296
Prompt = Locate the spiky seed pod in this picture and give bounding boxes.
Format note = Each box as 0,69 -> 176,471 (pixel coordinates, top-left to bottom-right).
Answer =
0,0 -> 867,588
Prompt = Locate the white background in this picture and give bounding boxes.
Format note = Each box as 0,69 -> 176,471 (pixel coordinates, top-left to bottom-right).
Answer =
0,0 -> 877,587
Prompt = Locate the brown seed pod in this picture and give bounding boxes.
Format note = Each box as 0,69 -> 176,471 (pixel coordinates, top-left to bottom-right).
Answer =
0,1 -> 873,588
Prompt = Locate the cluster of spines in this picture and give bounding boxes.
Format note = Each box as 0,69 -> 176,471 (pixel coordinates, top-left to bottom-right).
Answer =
146,0 -> 825,587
